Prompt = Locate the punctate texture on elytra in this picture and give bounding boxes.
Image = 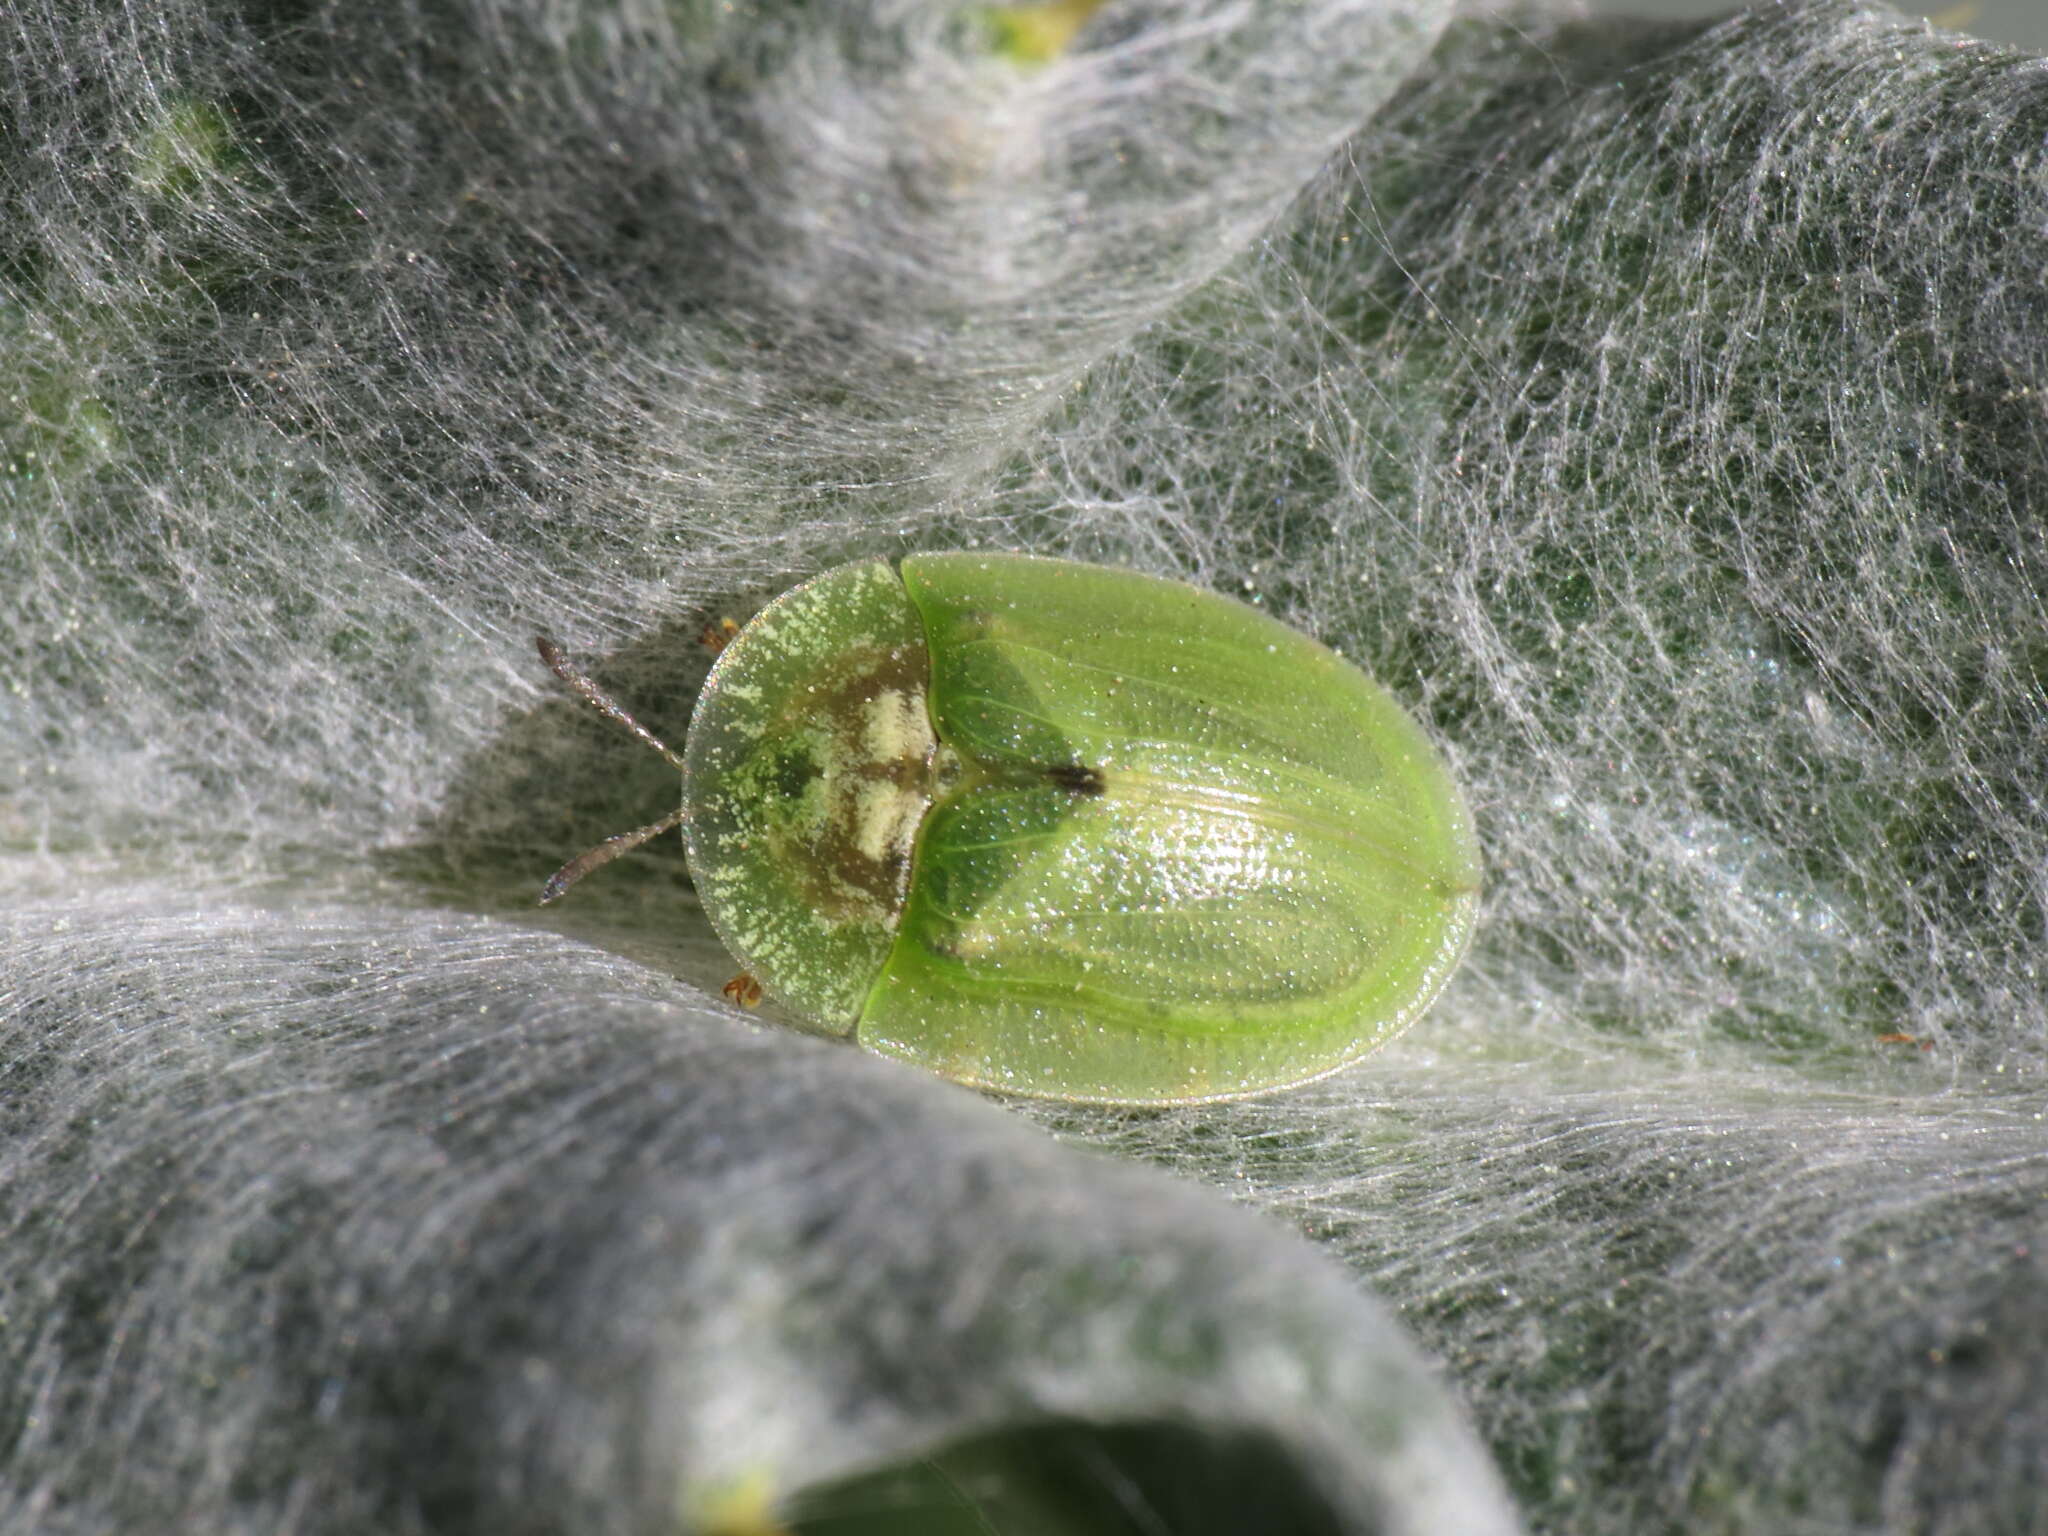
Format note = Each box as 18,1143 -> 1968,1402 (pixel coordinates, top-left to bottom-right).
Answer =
678,552 -> 1480,1105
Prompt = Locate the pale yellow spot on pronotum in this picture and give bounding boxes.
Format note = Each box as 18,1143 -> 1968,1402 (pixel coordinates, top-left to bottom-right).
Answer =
860,687 -> 934,763
852,780 -> 928,866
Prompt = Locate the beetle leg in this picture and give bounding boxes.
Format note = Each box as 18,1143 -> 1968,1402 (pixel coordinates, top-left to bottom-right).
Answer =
539,806 -> 687,904
536,635 -> 688,772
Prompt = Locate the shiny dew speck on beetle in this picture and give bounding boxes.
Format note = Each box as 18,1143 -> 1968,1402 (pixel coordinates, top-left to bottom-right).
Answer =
538,552 -> 1480,1105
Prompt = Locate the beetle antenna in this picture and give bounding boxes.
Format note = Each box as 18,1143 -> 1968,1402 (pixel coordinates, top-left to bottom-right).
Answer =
540,807 -> 687,904
536,635 -> 688,773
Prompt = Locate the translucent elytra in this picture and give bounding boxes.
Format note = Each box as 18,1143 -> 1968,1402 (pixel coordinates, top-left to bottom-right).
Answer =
679,552 -> 1480,1106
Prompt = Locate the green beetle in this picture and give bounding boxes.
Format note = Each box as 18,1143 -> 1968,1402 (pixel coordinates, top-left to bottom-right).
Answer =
539,552 -> 1479,1105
